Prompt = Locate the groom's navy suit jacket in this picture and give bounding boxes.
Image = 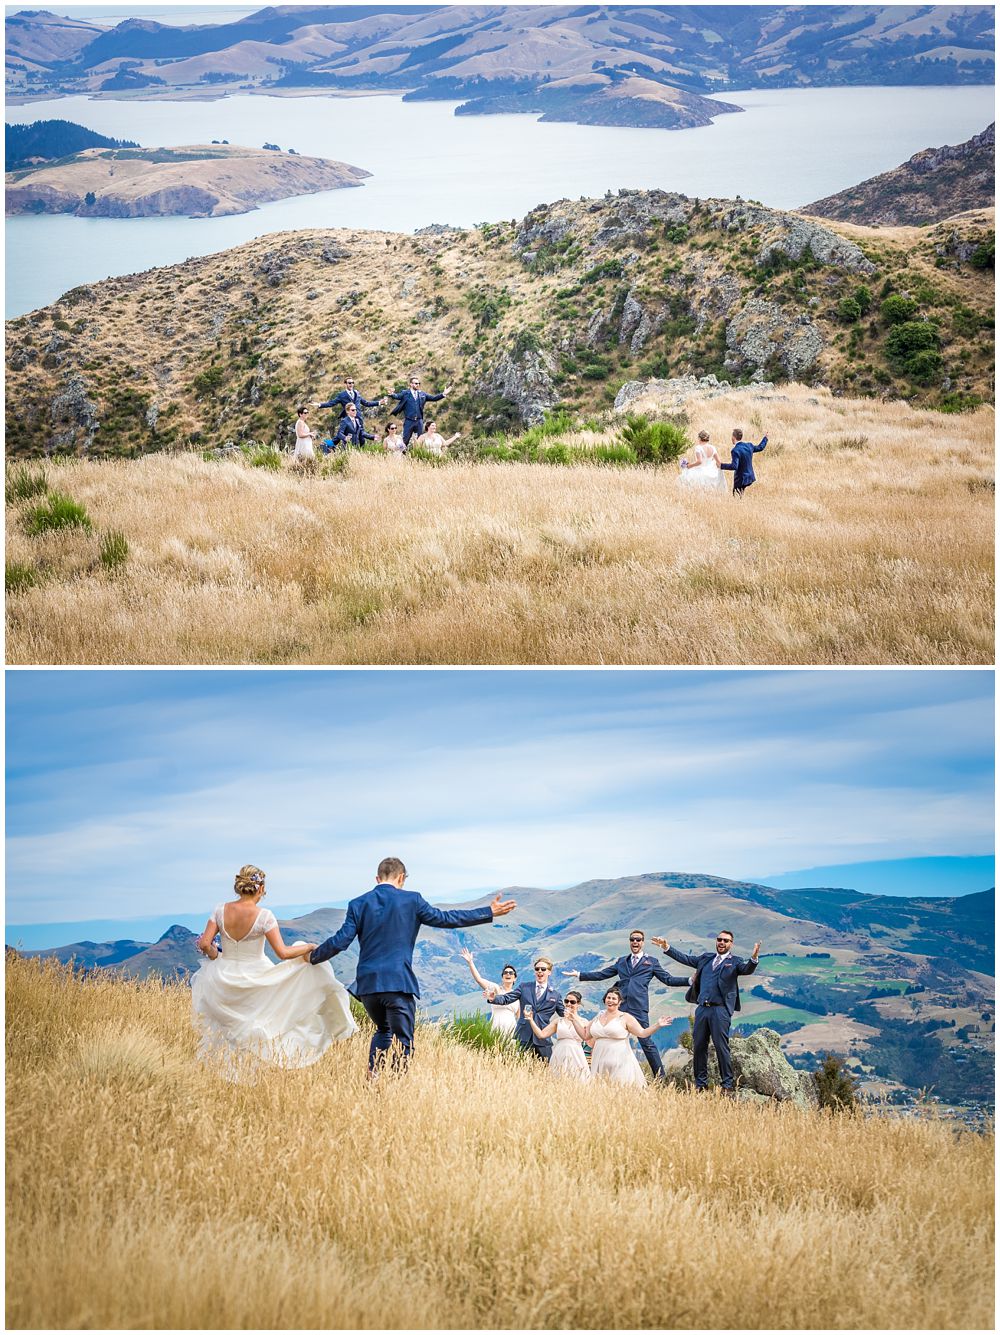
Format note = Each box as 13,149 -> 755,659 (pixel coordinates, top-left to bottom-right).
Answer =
720,436 -> 767,489
662,947 -> 757,1015
310,883 -> 493,998
490,980 -> 565,1052
388,387 -> 444,424
317,388 -> 380,419
579,954 -> 688,1021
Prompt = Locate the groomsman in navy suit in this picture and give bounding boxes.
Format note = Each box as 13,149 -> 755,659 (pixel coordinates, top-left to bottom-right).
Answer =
651,930 -> 761,1093
310,857 -> 516,1075
330,402 -> 375,450
314,376 -> 384,432
388,374 -> 451,446
487,957 -> 564,1060
565,929 -> 689,1078
719,428 -> 768,497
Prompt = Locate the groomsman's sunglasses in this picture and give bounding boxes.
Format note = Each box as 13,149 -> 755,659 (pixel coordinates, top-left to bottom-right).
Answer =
533,965 -> 549,973
629,935 -> 643,943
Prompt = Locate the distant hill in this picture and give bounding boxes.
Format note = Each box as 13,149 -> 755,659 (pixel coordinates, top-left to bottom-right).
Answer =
804,123 -> 995,227
5,118 -> 138,169
6,142 -> 371,218
22,871 -> 994,1106
7,7 -> 994,123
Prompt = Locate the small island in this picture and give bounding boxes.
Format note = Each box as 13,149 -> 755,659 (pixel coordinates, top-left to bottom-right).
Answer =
6,140 -> 371,218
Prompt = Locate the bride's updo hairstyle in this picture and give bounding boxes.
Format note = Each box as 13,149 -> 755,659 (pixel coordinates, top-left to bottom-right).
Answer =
234,865 -> 266,896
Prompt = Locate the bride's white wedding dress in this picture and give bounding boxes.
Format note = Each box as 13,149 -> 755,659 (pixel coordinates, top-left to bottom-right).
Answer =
191,904 -> 356,1073
680,443 -> 727,492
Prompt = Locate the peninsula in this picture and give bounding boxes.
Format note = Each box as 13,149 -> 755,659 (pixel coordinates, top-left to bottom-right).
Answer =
5,142 -> 371,218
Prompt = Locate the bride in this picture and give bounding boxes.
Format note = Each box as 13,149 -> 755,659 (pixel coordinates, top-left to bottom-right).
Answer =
679,430 -> 726,492
191,864 -> 356,1073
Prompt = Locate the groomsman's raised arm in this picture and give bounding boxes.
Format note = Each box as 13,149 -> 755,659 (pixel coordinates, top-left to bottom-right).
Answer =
651,936 -> 700,969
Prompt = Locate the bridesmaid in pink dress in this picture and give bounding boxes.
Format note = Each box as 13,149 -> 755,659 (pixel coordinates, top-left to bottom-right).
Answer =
524,990 -> 591,1080
567,986 -> 669,1088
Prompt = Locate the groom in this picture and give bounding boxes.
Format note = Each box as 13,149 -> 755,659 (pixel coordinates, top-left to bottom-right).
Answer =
720,428 -> 767,497
310,857 -> 516,1075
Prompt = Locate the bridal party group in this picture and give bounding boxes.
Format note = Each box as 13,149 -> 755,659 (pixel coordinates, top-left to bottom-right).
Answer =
292,371 -> 769,495
191,859 -> 762,1093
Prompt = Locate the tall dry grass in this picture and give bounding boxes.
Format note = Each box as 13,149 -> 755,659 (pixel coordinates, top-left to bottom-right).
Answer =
6,955 -> 994,1330
5,386 -> 994,664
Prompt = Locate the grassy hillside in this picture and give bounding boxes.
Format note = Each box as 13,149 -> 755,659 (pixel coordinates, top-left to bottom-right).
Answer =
5,382 -> 993,665
7,956 -> 993,1330
4,193 -> 994,460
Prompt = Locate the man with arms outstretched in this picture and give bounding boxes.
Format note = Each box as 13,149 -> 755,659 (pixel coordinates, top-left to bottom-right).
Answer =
651,930 -> 761,1094
311,857 -> 516,1075
564,928 -> 688,1079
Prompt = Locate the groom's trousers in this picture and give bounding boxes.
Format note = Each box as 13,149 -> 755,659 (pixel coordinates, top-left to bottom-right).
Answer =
358,991 -> 416,1071
692,1002 -> 734,1089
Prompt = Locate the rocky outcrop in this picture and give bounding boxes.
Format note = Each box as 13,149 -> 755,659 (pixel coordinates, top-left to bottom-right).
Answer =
724,299 -> 824,380
718,203 -> 876,275
804,124 -> 995,227
49,374 -> 100,453
591,188 -> 693,250
667,1027 -> 820,1109
618,289 -> 668,355
476,346 -> 559,425
614,373 -> 776,414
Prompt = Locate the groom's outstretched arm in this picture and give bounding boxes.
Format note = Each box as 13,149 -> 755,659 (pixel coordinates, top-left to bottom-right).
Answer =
650,961 -> 691,987
416,893 -> 516,930
310,901 -> 360,965
578,963 -> 618,982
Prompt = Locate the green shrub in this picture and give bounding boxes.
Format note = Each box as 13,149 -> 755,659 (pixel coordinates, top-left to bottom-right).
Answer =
881,295 -> 919,325
99,530 -> 129,571
406,446 -> 447,465
813,1054 -> 861,1112
581,258 -> 623,284
969,233 -> 994,270
885,320 -> 940,374
191,365 -> 225,397
6,466 -> 48,503
441,1012 -> 521,1054
24,491 -> 92,535
586,443 -> 638,466
939,391 -> 984,414
854,284 -> 873,315
904,348 -> 943,384
837,296 -> 862,324
5,560 -> 40,594
619,414 -> 688,464
321,452 -> 351,479
246,446 -> 282,470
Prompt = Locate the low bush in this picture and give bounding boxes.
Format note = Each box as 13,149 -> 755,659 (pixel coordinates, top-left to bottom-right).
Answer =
619,414 -> 689,464
246,446 -> 282,471
880,295 -> 919,325
441,1011 -> 521,1054
5,560 -> 41,595
6,466 -> 49,503
99,530 -> 129,571
813,1054 -> 861,1112
24,491 -> 92,535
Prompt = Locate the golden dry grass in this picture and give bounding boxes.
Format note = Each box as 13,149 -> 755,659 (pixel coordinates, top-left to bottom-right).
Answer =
5,385 -> 993,665
6,955 -> 994,1330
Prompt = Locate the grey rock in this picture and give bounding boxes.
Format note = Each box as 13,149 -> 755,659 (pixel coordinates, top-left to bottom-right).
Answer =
591,189 -> 693,250
305,290 -> 320,301
45,332 -> 66,354
614,373 -> 774,413
718,202 -> 875,275
618,290 -> 666,354
476,345 -> 559,425
320,243 -> 349,263
8,345 -> 37,371
667,1027 -> 820,1110
145,402 -> 159,432
257,251 -> 295,286
414,222 -> 465,236
49,374 -> 100,453
514,204 -> 574,254
724,298 -> 823,379
586,307 -> 612,350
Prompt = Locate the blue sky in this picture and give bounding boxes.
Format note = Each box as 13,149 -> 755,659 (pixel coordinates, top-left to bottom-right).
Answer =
5,669 -> 994,928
